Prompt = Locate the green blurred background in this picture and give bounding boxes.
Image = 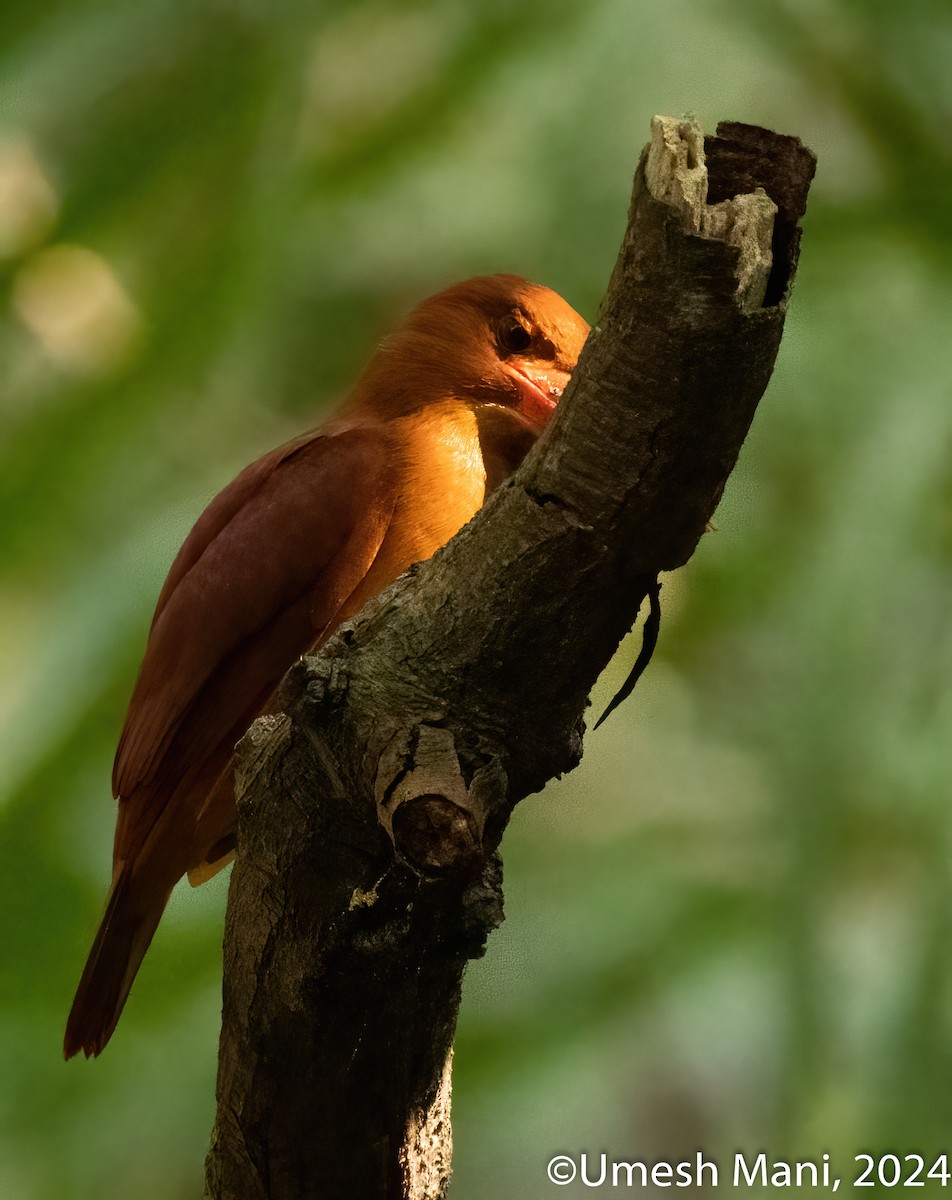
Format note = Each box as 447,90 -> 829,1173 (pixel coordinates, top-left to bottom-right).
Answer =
2,0 -> 951,1196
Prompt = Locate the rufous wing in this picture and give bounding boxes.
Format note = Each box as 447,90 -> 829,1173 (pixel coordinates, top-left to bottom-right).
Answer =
112,419 -> 398,869
66,421 -> 399,1059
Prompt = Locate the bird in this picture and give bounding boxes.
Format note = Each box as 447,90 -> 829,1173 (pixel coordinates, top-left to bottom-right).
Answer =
64,273 -> 589,1058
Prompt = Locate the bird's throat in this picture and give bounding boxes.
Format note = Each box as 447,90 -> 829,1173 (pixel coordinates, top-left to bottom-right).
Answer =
474,404 -> 538,492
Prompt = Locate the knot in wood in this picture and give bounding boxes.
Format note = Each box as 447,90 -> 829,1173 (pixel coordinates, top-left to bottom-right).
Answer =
391,794 -> 479,875
374,725 -> 507,879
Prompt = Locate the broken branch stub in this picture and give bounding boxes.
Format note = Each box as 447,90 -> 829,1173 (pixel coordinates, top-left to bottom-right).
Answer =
350,113 -> 817,865
374,725 -> 505,875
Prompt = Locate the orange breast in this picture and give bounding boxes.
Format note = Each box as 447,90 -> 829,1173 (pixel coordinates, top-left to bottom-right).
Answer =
333,399 -> 488,627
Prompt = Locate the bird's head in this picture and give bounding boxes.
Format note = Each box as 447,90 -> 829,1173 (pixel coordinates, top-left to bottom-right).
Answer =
351,274 -> 590,436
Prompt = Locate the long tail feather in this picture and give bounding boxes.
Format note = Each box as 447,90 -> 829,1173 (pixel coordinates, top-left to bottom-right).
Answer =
64,869 -> 171,1059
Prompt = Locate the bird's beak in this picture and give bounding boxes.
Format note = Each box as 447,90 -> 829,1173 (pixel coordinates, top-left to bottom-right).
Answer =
506,363 -> 571,433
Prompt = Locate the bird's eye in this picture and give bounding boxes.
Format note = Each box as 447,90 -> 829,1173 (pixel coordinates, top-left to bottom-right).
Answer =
497,313 -> 533,355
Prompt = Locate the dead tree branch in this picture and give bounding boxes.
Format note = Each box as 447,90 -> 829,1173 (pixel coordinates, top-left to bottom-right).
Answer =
203,116 -> 816,1200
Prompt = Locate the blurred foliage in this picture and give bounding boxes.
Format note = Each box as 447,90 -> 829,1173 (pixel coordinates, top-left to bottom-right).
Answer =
1,0 -> 951,1196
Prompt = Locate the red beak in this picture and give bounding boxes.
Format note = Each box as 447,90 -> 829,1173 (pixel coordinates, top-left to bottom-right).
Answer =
506,363 -> 570,432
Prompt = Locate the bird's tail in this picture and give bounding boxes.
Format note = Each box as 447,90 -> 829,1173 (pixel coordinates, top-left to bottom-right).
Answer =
64,867 -> 172,1059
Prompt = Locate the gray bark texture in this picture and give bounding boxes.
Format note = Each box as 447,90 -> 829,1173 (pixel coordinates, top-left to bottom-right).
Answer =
203,117 -> 816,1200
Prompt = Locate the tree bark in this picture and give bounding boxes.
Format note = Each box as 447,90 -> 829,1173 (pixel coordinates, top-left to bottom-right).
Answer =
203,116 -> 816,1200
